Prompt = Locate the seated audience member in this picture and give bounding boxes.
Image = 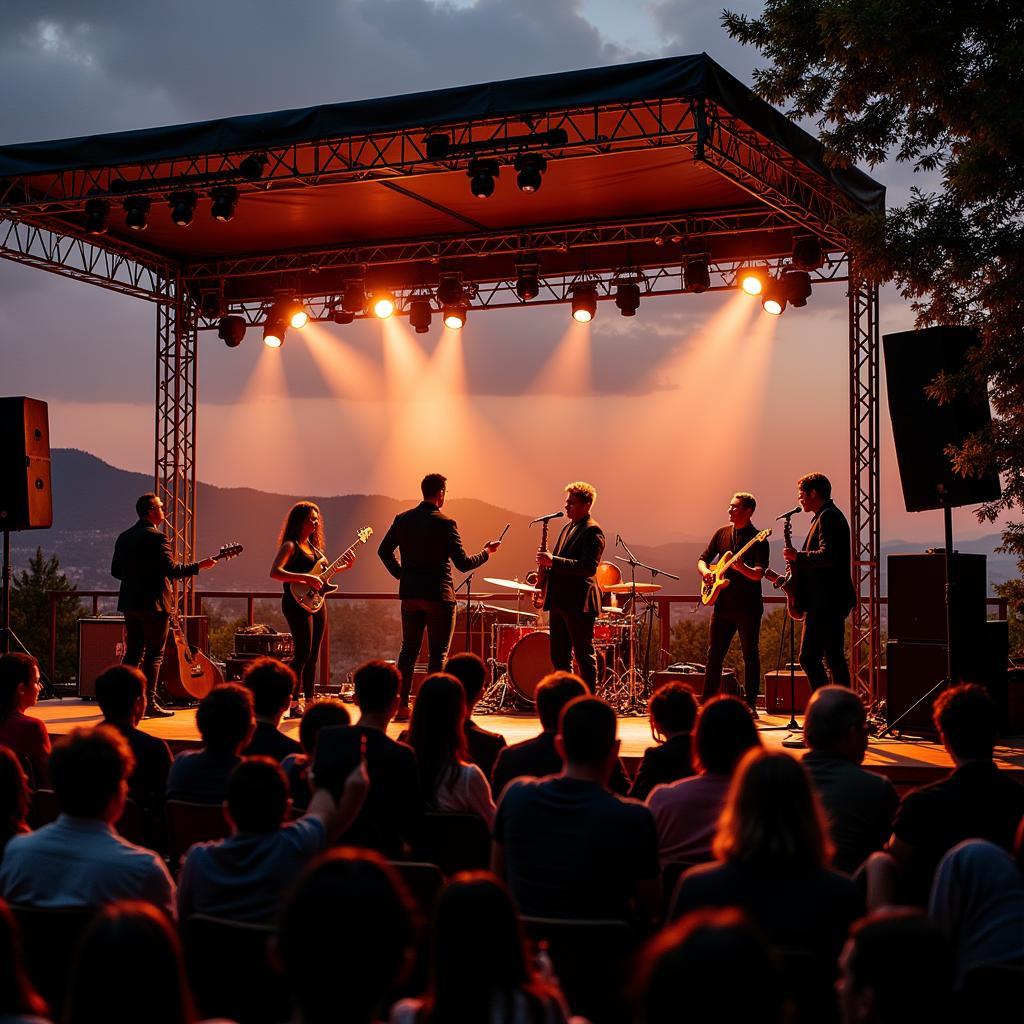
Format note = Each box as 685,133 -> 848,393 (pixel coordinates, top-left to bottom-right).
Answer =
444,652 -> 507,779
490,672 -> 630,799
929,839 -> 1024,989
886,683 -> 1024,905
64,901 -> 195,1024
0,727 -> 174,916
493,696 -> 660,924
281,698 -> 351,809
408,673 -> 495,825
648,695 -> 760,868
802,686 -> 898,874
0,747 -> 30,859
177,754 -> 368,922
672,750 -> 861,963
0,897 -> 49,1022
96,664 -> 173,818
837,909 -> 952,1024
391,872 -> 571,1024
313,660 -> 421,857
634,907 -> 782,1024
277,849 -> 416,1024
242,657 -> 303,761
0,653 -> 49,789
629,681 -> 697,801
166,683 -> 255,804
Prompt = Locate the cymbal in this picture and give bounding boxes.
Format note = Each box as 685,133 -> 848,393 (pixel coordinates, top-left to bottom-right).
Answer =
603,582 -> 663,594
599,605 -> 624,616
483,577 -> 539,593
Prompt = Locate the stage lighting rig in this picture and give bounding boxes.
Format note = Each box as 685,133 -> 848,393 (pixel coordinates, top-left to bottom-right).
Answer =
239,153 -> 269,181
332,306 -> 355,325
342,281 -> 367,314
263,313 -> 287,348
515,261 -> 540,301
285,298 -> 309,329
792,237 -> 824,271
218,315 -> 247,348
123,196 -> 150,231
684,257 -> 711,293
443,305 -> 467,330
210,186 -> 238,222
782,268 -> 812,307
468,159 -> 500,199
515,153 -> 547,193
168,190 -> 198,227
436,275 -> 465,307
409,298 -> 433,334
762,277 -> 786,316
200,292 -> 223,319
739,266 -> 766,296
84,198 -> 109,235
373,291 -> 396,319
615,281 -> 641,317
571,284 -> 598,323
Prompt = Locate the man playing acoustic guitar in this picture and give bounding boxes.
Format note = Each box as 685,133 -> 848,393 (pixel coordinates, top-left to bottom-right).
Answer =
696,493 -> 770,715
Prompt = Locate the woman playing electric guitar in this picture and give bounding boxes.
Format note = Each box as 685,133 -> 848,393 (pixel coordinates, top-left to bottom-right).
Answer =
270,502 -> 355,718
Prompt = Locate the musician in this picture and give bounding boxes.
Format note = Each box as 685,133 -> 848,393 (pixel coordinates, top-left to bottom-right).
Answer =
537,482 -> 605,691
111,493 -> 218,719
378,474 -> 502,721
697,493 -> 770,713
271,502 -> 355,719
782,472 -> 857,691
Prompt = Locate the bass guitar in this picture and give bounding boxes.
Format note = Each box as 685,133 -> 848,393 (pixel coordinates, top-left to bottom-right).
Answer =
700,529 -> 772,606
290,526 -> 374,613
764,517 -> 805,621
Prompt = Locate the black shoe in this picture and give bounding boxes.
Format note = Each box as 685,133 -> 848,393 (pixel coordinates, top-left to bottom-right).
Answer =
286,701 -> 304,720
144,701 -> 175,719
748,705 -> 760,719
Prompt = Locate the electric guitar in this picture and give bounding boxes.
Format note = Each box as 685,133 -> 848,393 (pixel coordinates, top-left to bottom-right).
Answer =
764,517 -> 806,620
700,528 -> 773,606
290,527 -> 374,613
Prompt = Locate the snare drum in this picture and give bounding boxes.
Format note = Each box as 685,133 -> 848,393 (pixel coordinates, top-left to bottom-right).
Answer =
492,624 -> 540,665
507,631 -> 554,703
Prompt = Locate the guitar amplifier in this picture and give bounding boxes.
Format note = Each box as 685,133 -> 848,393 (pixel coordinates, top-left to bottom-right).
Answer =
764,669 -> 812,714
650,666 -> 737,697
78,617 -> 128,699
233,628 -> 294,659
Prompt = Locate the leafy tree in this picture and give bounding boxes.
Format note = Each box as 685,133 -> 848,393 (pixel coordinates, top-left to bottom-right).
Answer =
722,0 -> 1024,628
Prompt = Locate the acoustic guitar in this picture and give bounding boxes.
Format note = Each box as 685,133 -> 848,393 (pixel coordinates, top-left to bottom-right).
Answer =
289,527 -> 374,613
763,517 -> 806,621
700,528 -> 773,606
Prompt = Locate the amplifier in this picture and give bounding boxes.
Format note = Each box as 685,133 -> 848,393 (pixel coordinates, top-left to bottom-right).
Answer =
764,669 -> 812,714
650,667 -> 737,697
225,655 -> 256,682
233,628 -> 294,659
78,617 -> 128,699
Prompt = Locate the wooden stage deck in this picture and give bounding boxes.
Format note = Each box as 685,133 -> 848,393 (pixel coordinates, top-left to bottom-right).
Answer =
33,698 -> 1024,792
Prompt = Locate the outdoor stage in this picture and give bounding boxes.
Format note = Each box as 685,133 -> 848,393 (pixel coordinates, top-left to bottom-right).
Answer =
33,699 -> 1024,793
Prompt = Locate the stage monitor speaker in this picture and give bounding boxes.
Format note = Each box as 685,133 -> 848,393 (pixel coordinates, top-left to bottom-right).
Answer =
885,640 -> 948,734
882,326 -> 1001,512
0,397 -> 52,531
887,552 -> 987,644
764,670 -> 812,714
78,617 -> 127,699
650,668 -> 737,696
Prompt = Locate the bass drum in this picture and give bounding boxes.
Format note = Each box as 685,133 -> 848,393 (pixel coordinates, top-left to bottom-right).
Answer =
507,630 -> 554,704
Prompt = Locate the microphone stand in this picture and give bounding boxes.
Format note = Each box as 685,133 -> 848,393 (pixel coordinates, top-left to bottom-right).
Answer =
455,573 -> 475,656
777,509 -> 805,748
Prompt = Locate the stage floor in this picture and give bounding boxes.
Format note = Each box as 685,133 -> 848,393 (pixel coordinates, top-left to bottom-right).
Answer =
33,698 -> 1024,791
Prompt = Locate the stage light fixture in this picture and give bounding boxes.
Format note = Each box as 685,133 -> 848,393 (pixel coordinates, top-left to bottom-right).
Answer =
468,159 -> 500,199
333,307 -> 355,325
123,196 -> 150,231
436,276 -> 464,307
515,266 -> 540,301
285,299 -> 309,329
792,237 -> 824,271
168,190 -> 198,227
409,298 -> 433,334
201,292 -> 223,319
217,315 -> 247,348
684,258 -> 711,293
372,291 -> 396,319
615,282 -> 641,317
571,285 -> 597,323
263,317 -> 287,348
782,268 -> 812,307
514,153 -> 547,193
342,282 -> 366,314
84,198 -> 109,235
239,153 -> 269,181
210,186 -> 238,222
425,134 -> 451,161
443,305 -> 466,330
761,278 -> 786,316
739,267 -> 766,296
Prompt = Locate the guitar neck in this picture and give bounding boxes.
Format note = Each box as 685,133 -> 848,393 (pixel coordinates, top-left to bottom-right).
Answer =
721,532 -> 768,572
322,540 -> 362,579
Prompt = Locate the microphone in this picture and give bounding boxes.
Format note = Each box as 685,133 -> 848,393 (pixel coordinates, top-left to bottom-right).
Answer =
615,534 -> 622,547
531,511 -> 565,524
776,506 -> 802,521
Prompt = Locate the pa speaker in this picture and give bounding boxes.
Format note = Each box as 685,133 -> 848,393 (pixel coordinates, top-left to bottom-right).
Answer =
882,327 -> 1001,512
0,397 -> 53,531
78,617 -> 128,699
887,552 -> 987,644
885,640 -> 948,734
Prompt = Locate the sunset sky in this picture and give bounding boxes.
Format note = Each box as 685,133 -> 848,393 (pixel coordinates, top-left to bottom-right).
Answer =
0,1 -> 1000,547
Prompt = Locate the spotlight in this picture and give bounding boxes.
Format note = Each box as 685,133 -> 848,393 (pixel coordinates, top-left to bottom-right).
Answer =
263,316 -> 287,348
239,153 -> 269,181
333,307 -> 355,325
409,298 -> 433,334
200,292 -> 222,319
615,282 -> 641,317
781,268 -> 812,307
516,267 -> 539,301
123,196 -> 150,231
739,267 -> 766,296
285,298 -> 309,329
168,190 -> 197,227
84,198 -> 109,235
514,153 -> 547,193
684,257 -> 711,293
436,276 -> 464,307
372,291 -> 396,319
210,186 -> 238,222
792,237 -> 824,271
468,159 -> 499,199
443,305 -> 466,330
217,315 -> 247,348
342,282 -> 366,314
425,134 -> 451,161
571,285 -> 597,323
762,278 -> 786,316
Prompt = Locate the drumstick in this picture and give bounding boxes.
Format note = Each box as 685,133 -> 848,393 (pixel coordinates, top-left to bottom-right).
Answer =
498,523 -> 510,542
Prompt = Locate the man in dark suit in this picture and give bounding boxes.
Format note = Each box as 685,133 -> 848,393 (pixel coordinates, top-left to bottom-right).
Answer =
782,473 -> 857,690
378,473 -> 502,719
111,493 -> 217,717
537,481 -> 605,691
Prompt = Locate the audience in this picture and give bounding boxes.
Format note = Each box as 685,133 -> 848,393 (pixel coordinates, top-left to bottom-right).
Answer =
408,673 -> 495,825
629,681 -> 696,801
64,900 -> 195,1024
0,653 -> 50,789
802,686 -> 898,874
444,652 -> 507,780
0,746 -> 30,859
0,897 -> 48,1023
0,727 -> 174,917
242,657 -> 303,761
633,907 -> 782,1024
276,849 -> 416,1024
836,909 -> 952,1024
313,660 -> 421,856
390,871 -> 572,1024
177,753 -> 368,922
166,683 -> 255,804
647,695 -> 760,868
281,697 -> 351,809
493,695 -> 660,925
672,750 -> 862,964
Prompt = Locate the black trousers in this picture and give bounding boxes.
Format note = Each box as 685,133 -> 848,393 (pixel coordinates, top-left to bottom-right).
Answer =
799,608 -> 851,690
282,590 -> 327,701
122,610 -> 170,699
704,602 -> 762,706
549,608 -> 599,692
397,599 -> 457,705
